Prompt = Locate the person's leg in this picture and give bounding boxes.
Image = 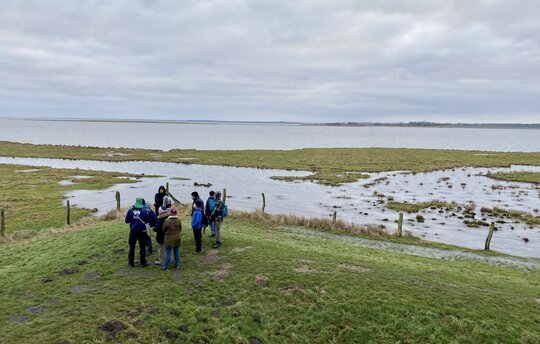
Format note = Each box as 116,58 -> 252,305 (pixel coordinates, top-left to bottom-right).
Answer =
128,231 -> 136,266
137,232 -> 147,266
146,234 -> 153,255
174,246 -> 180,269
195,230 -> 202,252
162,247 -> 172,270
210,221 -> 216,236
213,221 -> 222,247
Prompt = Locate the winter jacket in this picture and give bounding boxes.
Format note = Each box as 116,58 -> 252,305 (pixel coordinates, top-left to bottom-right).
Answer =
125,206 -> 156,232
155,206 -> 171,244
163,216 -> 182,248
191,197 -> 203,216
210,199 -> 225,222
154,186 -> 166,213
192,208 -> 203,230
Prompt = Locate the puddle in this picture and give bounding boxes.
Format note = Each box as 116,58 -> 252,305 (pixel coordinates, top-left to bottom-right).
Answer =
0,157 -> 539,258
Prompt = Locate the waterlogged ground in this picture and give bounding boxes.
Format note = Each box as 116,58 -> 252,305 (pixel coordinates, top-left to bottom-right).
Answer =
0,157 -> 539,258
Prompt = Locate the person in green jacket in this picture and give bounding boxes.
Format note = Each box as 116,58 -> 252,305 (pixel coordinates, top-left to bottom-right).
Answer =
161,208 -> 182,270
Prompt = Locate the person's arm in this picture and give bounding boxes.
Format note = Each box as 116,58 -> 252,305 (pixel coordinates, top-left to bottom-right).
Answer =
149,210 -> 157,227
124,209 -> 132,224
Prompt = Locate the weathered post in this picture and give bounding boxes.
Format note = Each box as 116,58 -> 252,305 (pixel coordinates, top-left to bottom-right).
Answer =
397,212 -> 403,237
166,182 -> 170,194
115,191 -> 121,211
332,210 -> 337,226
261,193 -> 266,213
1,208 -> 5,237
66,200 -> 71,225
222,188 -> 227,204
485,222 -> 495,250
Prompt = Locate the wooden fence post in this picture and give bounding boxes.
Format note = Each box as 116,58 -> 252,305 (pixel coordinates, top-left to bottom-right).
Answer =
166,182 -> 169,194
397,212 -> 403,237
261,193 -> 266,213
222,188 -> 227,204
1,208 -> 5,237
66,200 -> 71,225
485,222 -> 495,250
332,210 -> 337,226
115,191 -> 121,211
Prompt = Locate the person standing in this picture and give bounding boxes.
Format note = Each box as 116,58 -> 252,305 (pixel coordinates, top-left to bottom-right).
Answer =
154,185 -> 167,214
154,195 -> 172,265
161,208 -> 182,270
142,198 -> 155,255
205,191 -> 216,237
210,191 -> 226,249
192,200 -> 204,254
125,197 -> 156,267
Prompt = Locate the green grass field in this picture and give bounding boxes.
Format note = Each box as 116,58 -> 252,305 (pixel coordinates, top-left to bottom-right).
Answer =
0,164 -> 145,235
2,141 -> 540,185
1,216 -> 539,343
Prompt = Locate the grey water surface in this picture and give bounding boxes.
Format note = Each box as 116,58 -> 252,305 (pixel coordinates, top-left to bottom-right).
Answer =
0,156 -> 538,259
1,118 -> 540,151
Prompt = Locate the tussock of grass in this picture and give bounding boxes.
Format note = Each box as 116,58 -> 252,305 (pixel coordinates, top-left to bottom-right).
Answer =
485,171 -> 540,184
387,200 -> 457,213
481,207 -> 540,227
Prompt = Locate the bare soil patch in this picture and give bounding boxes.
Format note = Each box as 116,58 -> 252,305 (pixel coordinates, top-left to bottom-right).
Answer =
58,269 -> 79,276
98,319 -> 127,339
9,315 -> 29,324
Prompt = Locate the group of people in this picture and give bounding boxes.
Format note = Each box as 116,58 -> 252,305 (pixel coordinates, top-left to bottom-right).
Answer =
124,186 -> 227,270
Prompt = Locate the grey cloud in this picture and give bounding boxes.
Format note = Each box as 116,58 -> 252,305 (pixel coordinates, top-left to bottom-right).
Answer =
0,0 -> 538,122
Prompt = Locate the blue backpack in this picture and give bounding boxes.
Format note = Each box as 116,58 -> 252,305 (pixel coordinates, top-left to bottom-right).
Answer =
222,204 -> 228,217
208,198 -> 215,212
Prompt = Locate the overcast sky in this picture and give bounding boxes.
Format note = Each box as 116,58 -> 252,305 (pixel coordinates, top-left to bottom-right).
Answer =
0,0 -> 538,123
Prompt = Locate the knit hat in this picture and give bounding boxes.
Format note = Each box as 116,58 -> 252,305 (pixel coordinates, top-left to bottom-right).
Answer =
170,208 -> 177,216
163,196 -> 172,207
191,191 -> 199,198
134,197 -> 144,209
194,199 -> 204,208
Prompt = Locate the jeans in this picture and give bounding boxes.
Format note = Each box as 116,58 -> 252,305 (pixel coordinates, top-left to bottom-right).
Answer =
209,221 -> 216,236
193,230 -> 202,251
162,246 -> 180,269
128,231 -> 147,266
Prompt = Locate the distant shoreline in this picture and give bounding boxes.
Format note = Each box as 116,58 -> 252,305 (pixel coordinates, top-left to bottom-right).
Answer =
2,117 -> 540,129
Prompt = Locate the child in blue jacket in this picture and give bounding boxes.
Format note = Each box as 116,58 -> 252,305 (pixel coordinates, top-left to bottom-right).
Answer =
192,200 -> 204,254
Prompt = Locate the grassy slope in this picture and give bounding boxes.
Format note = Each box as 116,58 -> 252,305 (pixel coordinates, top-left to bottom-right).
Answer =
1,217 -> 539,344
0,164 -> 143,234
2,141 -> 540,185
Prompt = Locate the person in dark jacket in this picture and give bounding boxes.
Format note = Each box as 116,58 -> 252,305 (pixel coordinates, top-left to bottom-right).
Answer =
210,191 -> 225,249
192,200 -> 204,254
161,208 -> 182,270
205,191 -> 216,237
142,198 -> 155,255
125,197 -> 157,267
154,185 -> 167,214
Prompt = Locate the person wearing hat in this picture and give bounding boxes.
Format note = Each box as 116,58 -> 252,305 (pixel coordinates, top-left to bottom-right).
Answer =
125,197 -> 156,267
154,195 -> 172,265
205,191 -> 216,237
210,191 -> 225,249
161,208 -> 182,270
192,199 -> 204,254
